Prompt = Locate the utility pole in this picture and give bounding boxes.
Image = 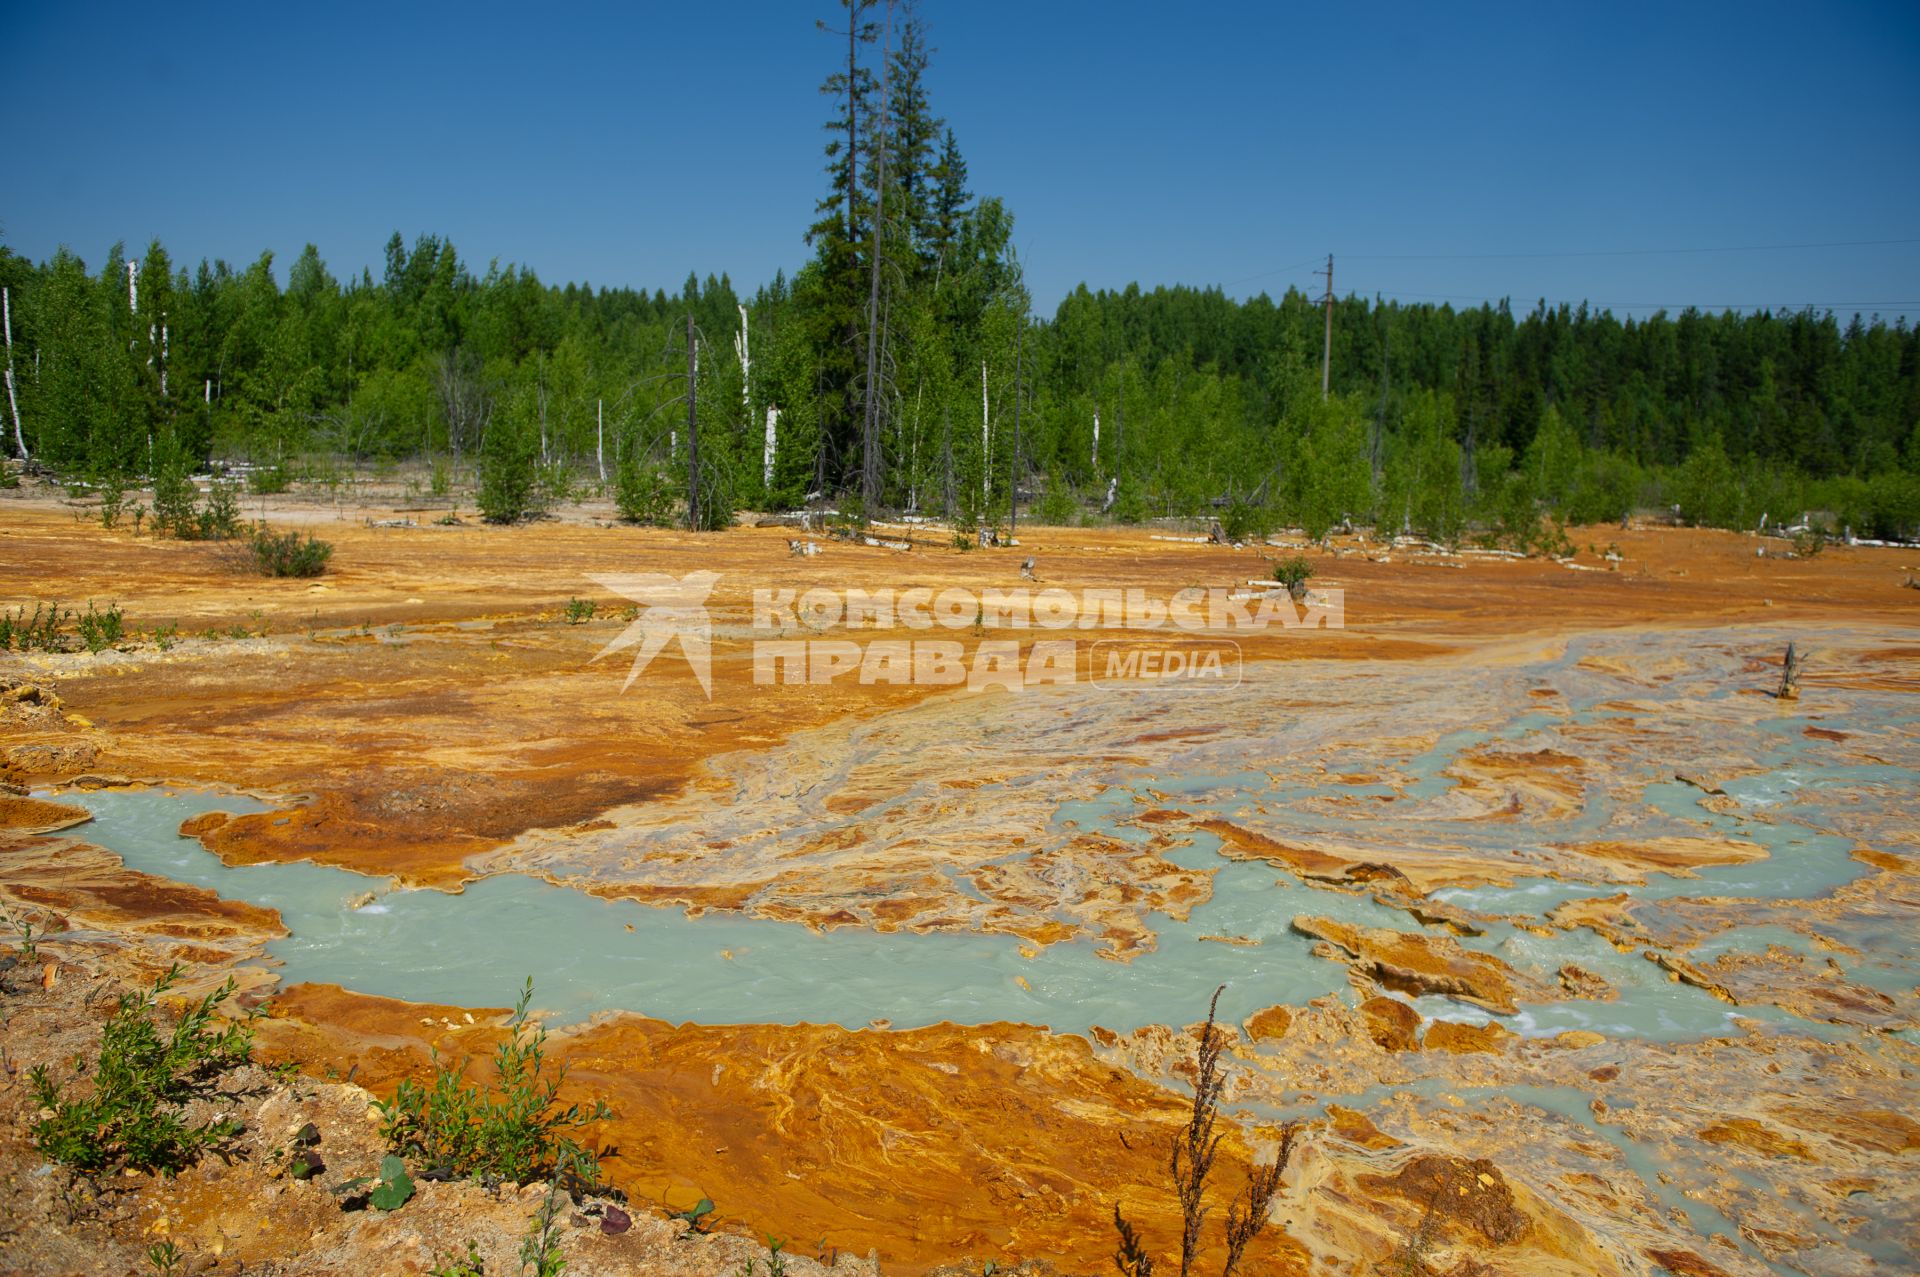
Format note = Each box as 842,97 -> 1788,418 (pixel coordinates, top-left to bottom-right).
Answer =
1321,254 -> 1334,400
685,313 -> 701,531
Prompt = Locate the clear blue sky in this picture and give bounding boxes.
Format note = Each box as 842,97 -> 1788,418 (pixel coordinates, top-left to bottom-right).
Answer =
8,1 -> 1918,320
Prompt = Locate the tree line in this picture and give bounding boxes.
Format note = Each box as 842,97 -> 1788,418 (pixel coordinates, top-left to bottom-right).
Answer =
3,1 -> 1917,542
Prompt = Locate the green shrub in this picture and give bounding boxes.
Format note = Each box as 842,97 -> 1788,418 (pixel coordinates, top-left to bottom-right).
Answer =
1271,555 -> 1314,593
98,474 -> 128,528
375,978 -> 611,1185
563,597 -> 595,624
1220,501 -> 1277,544
28,966 -> 253,1175
614,459 -> 676,526
248,527 -> 334,577
1035,474 -> 1078,526
247,465 -> 290,495
0,601 -> 70,652
151,451 -> 200,537
77,600 -> 125,652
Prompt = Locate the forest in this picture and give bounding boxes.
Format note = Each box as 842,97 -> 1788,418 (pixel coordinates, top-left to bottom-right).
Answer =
3,4 -> 1918,544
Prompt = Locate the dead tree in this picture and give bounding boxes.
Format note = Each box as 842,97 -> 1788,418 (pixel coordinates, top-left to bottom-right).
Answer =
1113,986 -> 1298,1277
3,287 -> 24,461
685,312 -> 702,530
859,2 -> 897,510
1777,642 -> 1804,700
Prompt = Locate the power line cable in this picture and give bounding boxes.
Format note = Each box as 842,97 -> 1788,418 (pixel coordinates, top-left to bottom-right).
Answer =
1342,236 -> 1920,261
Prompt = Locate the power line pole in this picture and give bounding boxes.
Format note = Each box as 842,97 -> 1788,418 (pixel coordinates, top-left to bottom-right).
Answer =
1321,253 -> 1334,400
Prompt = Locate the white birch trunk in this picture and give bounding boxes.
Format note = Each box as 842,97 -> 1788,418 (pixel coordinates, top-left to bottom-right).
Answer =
981,360 -> 991,501
3,288 -> 25,461
734,303 -> 751,431
128,260 -> 138,315
160,324 -> 169,398
1091,409 -> 1100,471
763,406 -> 779,489
596,398 -> 605,482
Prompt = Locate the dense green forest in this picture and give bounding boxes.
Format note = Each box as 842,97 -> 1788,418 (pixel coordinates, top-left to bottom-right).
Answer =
4,3 -> 1918,542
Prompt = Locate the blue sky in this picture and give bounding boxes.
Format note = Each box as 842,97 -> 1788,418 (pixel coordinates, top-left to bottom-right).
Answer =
8,1 -> 1918,319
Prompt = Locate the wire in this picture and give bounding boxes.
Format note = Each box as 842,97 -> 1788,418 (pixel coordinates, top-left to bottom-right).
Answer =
1340,287 -> 1920,311
1342,237 -> 1920,261
1222,255 -> 1325,287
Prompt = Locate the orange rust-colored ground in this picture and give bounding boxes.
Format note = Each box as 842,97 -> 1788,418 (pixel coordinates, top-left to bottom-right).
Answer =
258,983 -> 1305,1275
6,490 -> 1914,889
8,488 -> 1920,1273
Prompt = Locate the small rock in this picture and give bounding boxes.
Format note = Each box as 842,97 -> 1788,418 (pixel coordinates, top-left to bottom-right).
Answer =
601,1204 -> 632,1235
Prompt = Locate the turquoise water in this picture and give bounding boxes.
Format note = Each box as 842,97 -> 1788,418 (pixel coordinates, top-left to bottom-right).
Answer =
49,782 -> 1840,1043
41,629 -> 1915,1042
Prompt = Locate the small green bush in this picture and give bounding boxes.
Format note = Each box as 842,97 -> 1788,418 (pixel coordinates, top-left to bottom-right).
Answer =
1220,501 -> 1277,544
28,966 -> 253,1175
563,598 -> 595,625
613,458 -> 676,527
249,527 -> 334,577
1271,555 -> 1315,594
376,978 -> 610,1186
247,465 -> 290,495
1035,475 -> 1079,526
0,601 -> 69,652
98,474 -> 129,528
77,600 -> 125,652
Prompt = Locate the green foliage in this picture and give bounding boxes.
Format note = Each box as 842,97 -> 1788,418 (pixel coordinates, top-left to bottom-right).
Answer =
1034,473 -> 1078,525
247,464 -> 290,495
429,1241 -> 486,1277
333,1152 -> 416,1211
247,526 -> 334,577
668,1197 -> 716,1234
98,474 -> 128,528
562,597 -> 595,625
28,967 -> 253,1175
613,457 -> 676,526
1792,526 -> 1826,557
478,415 -> 542,525
1382,391 -> 1466,544
0,601 -> 71,652
520,1164 -> 570,1277
375,978 -> 610,1185
372,1154 -> 417,1210
1670,435 -> 1740,528
76,600 -> 125,652
146,1241 -> 184,1276
1271,556 -> 1314,593
150,446 -> 201,537
1219,501 -> 1276,543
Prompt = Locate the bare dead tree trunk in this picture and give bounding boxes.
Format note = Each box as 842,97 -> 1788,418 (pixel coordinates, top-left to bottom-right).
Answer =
1777,642 -> 1804,700
3,287 -> 25,461
1009,321 -> 1024,535
860,1 -> 895,511
685,313 -> 702,530
981,359 -> 990,504
596,398 -> 605,482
